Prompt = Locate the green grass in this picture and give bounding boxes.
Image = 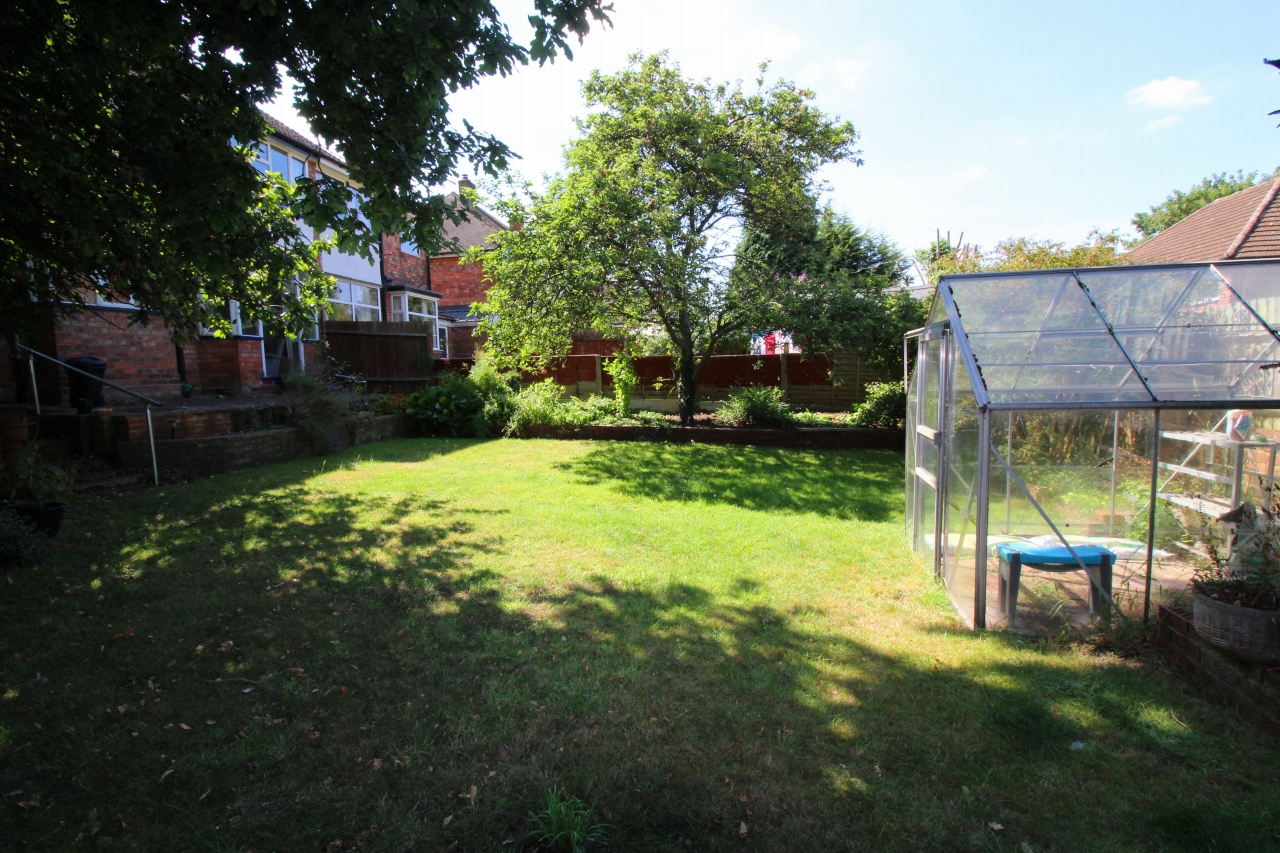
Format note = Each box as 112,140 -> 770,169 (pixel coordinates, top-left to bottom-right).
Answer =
2,438 -> 1279,852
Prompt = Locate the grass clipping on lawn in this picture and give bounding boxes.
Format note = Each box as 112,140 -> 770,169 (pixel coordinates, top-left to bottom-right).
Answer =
2,438 -> 1279,852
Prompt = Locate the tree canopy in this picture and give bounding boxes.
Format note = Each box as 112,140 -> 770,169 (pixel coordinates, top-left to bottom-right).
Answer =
1131,171 -> 1264,239
915,229 -> 1125,282
471,54 -> 860,423
1,0 -> 608,339
735,209 -> 924,374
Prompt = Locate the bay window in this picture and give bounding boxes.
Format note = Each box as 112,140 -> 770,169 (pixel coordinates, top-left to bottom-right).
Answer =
327,279 -> 381,321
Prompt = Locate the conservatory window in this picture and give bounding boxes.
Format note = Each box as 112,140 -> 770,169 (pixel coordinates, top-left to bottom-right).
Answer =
327,280 -> 381,322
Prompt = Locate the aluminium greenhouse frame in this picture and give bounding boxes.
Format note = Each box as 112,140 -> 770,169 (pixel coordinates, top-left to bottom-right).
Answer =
905,258 -> 1280,629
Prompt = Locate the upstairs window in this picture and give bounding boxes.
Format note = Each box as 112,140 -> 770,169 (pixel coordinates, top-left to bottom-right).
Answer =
252,142 -> 307,184
327,280 -> 381,322
400,235 -> 421,255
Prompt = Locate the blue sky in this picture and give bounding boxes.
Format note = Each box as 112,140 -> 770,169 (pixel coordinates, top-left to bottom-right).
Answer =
268,0 -> 1280,254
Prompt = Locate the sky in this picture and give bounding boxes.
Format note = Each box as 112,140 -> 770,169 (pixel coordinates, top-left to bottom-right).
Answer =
266,0 -> 1280,255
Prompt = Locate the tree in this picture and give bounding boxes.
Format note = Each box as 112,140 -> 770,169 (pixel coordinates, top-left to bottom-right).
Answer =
470,54 -> 860,424
915,229 -> 1125,282
1132,172 -> 1262,239
0,0 -> 609,340
736,209 -> 925,375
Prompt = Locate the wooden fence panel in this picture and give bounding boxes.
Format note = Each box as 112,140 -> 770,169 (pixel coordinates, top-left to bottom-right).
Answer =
322,321 -> 434,392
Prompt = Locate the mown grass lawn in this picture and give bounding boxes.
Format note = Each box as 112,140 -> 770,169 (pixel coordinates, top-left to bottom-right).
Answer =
2,438 -> 1279,852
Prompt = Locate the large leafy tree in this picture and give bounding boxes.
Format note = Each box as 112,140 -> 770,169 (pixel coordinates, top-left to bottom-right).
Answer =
471,54 -> 859,423
1131,171 -> 1263,239
735,209 -> 924,374
0,0 -> 608,339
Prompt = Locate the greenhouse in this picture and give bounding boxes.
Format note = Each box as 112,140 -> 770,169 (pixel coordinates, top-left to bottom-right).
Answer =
905,259 -> 1280,631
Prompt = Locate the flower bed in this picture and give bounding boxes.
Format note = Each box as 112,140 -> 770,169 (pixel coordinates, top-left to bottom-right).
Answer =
517,423 -> 904,449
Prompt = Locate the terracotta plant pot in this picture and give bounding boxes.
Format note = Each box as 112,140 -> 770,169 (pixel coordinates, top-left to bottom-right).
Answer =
1193,592 -> 1280,664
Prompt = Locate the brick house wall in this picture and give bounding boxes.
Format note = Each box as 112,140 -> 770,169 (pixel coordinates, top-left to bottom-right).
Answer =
381,235 -> 429,295
429,256 -> 489,306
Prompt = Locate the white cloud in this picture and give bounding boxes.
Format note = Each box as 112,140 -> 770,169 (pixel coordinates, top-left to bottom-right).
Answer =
833,57 -> 873,89
1124,76 -> 1211,110
964,166 -> 990,178
1145,114 -> 1182,133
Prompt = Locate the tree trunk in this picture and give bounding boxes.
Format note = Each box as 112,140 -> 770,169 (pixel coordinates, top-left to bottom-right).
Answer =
676,346 -> 698,426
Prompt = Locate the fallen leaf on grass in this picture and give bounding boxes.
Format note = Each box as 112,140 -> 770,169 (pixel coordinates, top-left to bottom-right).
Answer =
340,686 -> 350,694
442,815 -> 452,827
739,821 -> 748,836
988,822 -> 1003,831
159,769 -> 173,783
289,668 -> 305,677
372,759 -> 382,770
178,723 -> 191,731
199,789 -> 211,802
16,795 -> 41,809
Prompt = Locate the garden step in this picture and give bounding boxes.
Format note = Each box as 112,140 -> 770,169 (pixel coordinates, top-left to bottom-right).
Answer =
71,469 -> 150,492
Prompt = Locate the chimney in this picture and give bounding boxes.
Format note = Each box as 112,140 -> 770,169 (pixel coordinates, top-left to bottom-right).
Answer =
458,175 -> 474,208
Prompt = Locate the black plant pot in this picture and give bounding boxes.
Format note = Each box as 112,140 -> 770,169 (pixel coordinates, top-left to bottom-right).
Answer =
11,501 -> 66,538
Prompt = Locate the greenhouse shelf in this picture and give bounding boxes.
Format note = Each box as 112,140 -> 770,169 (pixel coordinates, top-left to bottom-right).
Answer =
1157,430 -> 1279,514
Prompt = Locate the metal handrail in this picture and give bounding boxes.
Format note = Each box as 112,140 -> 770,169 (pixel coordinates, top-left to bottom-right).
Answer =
16,344 -> 163,407
15,343 -> 161,485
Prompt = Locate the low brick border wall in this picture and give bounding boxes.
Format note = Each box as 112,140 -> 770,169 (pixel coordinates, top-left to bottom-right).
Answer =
1156,604 -> 1280,736
518,424 -> 904,450
116,414 -> 412,476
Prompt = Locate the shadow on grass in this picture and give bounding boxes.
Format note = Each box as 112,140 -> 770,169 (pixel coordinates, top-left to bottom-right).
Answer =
2,439 -> 1279,852
559,442 -> 904,520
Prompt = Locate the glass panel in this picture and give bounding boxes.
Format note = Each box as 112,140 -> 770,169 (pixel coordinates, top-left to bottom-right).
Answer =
407,296 -> 427,314
326,303 -> 353,321
437,325 -> 448,357
252,142 -> 268,174
354,284 -> 379,306
948,273 -> 1143,404
292,157 -> 306,183
330,281 -> 351,302
905,348 -> 919,545
942,353 -> 979,624
270,146 -> 289,177
988,409 -> 1159,631
925,288 -> 947,325
1214,262 -> 1280,329
1081,267 -> 1278,402
355,306 -> 380,322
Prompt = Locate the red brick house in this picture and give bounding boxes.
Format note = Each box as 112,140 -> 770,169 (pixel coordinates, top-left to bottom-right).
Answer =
427,176 -> 508,360
1126,176 -> 1280,263
2,117 -> 446,406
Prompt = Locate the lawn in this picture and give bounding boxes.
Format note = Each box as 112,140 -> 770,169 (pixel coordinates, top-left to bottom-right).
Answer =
2,438 -> 1279,852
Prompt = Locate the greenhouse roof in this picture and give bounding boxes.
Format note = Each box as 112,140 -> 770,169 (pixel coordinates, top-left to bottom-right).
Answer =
930,259 -> 1280,409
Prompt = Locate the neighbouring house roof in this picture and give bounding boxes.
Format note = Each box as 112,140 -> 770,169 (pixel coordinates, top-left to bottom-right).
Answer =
1125,177 -> 1280,263
435,193 -> 508,255
263,114 -> 344,166
438,304 -> 482,324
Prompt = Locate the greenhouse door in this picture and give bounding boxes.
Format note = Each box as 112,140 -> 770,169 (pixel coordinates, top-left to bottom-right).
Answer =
911,326 -> 949,575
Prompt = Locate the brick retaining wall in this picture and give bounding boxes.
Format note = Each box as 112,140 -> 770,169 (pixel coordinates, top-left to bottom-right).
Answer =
116,414 -> 412,475
1156,605 -> 1280,736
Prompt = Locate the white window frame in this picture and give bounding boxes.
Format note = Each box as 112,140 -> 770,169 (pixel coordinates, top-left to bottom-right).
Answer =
438,325 -> 449,359
326,279 -> 382,322
252,142 -> 307,184
389,292 -> 439,347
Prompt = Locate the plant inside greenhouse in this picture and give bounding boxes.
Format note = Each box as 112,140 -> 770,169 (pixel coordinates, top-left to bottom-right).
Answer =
905,259 -> 1280,643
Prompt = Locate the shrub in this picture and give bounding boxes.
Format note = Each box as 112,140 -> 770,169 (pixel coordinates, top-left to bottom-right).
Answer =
603,352 -> 639,418
405,374 -> 486,436
467,353 -> 519,436
0,508 -> 47,566
849,380 -> 907,428
0,442 -> 76,503
368,393 -> 407,416
718,385 -> 794,428
507,379 -> 570,434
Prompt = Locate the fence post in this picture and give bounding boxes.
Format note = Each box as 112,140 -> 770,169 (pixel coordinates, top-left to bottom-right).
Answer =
779,353 -> 789,403
594,355 -> 603,396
